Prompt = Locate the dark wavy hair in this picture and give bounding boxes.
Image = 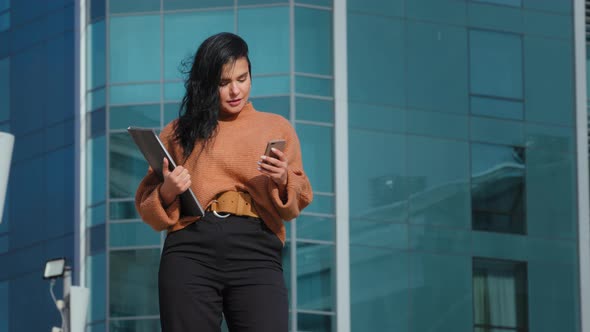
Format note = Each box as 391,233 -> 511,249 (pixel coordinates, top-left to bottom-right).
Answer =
174,32 -> 251,159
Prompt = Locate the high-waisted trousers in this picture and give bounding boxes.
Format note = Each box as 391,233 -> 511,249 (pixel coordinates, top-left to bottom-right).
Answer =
158,212 -> 288,332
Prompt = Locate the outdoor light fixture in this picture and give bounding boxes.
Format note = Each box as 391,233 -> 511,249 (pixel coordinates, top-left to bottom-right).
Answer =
43,258 -> 67,280
43,258 -> 89,332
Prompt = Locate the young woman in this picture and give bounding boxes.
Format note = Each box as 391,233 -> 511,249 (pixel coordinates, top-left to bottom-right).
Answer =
135,32 -> 312,331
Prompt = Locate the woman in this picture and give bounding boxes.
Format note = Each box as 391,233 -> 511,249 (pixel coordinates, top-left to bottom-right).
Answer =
135,32 -> 313,332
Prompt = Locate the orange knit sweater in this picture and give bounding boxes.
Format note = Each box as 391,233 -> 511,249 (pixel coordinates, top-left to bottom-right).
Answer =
135,102 -> 313,243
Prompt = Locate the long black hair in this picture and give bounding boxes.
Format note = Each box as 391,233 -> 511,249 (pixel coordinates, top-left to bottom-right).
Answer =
174,32 -> 251,158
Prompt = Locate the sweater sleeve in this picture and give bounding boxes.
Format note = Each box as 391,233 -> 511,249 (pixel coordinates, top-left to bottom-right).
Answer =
134,123 -> 182,231
268,124 -> 313,221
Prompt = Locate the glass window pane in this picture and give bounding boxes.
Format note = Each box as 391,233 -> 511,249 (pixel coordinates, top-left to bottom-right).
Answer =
110,83 -> 160,105
297,0 -> 331,6
238,7 -> 289,74
110,319 -> 160,332
524,37 -> 573,126
0,12 -> 9,32
86,20 -> 105,89
407,110 -> 468,140
87,87 -> 106,112
109,0 -> 160,14
110,222 -> 161,247
0,0 -> 8,11
110,15 -> 161,83
407,21 -> 468,114
295,7 -> 332,75
164,0 -> 232,10
407,136 -> 470,228
86,252 -> 106,322
471,96 -> 523,120
297,124 -> 333,193
296,215 -> 334,242
0,281 -> 7,332
0,57 -> 8,122
87,224 -> 106,255
471,143 -> 525,234
410,253 -> 472,331
110,104 -> 160,130
110,249 -> 160,317
468,2 -> 523,33
164,102 -> 180,124
239,0 -> 287,4
348,0 -> 403,17
87,203 -> 106,227
295,76 -> 332,97
296,97 -> 333,123
89,0 -> 106,20
349,219 -> 407,249
87,108 -> 106,138
251,96 -> 289,119
523,0 -> 571,14
473,258 -> 528,329
470,116 -> 524,146
349,130 -> 406,222
348,14 -> 403,105
86,135 -> 106,205
469,30 -> 523,99
164,81 -> 183,101
297,242 -> 333,311
302,193 -> 334,215
298,313 -> 332,332
526,148 -> 576,239
474,0 -> 521,7
351,247 -> 408,331
110,200 -> 140,220
164,10 -> 234,80
251,75 -> 290,97
407,0 -> 466,25
109,132 -> 149,199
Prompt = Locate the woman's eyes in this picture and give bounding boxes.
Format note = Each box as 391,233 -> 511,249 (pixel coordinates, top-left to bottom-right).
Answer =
219,78 -> 247,86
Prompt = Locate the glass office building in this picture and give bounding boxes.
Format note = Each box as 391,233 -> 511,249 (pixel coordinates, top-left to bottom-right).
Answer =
1,0 -> 589,331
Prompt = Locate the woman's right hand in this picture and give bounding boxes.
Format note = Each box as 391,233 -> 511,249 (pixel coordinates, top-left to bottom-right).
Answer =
159,158 -> 192,206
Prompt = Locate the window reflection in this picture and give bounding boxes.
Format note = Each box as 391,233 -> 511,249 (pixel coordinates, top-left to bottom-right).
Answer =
473,258 -> 528,331
472,144 -> 525,234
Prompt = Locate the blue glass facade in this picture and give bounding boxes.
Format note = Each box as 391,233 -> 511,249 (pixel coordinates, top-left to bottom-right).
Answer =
0,0 -> 78,331
0,0 -> 587,331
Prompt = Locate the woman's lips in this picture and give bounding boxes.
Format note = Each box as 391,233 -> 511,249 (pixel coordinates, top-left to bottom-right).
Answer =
228,99 -> 241,107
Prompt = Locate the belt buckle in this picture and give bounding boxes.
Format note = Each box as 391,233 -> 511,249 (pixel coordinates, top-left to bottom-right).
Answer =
210,200 -> 231,218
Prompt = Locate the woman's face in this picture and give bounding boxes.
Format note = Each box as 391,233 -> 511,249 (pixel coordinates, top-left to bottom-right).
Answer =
218,57 -> 251,118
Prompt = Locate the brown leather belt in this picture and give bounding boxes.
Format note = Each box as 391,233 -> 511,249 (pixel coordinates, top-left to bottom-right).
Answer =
207,191 -> 260,219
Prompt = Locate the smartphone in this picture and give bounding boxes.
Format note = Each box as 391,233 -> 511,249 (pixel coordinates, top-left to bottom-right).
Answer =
264,139 -> 286,158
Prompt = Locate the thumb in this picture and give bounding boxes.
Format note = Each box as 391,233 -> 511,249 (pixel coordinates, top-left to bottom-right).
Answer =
162,158 -> 170,177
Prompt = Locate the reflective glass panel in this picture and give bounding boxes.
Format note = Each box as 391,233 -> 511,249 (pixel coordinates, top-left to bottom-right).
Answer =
238,6 -> 289,74
110,15 -> 161,83
473,258 -> 528,330
164,10 -> 234,80
86,20 -> 105,89
297,242 -> 333,311
110,319 -> 160,332
110,249 -> 160,317
298,313 -> 332,332
109,132 -> 148,198
469,30 -> 523,99
86,252 -> 106,321
110,104 -> 160,130
471,143 -> 525,234
86,135 -> 106,205
296,124 -> 333,193
109,0 -> 160,14
295,7 -> 332,75
110,222 -> 161,247
0,57 -> 8,122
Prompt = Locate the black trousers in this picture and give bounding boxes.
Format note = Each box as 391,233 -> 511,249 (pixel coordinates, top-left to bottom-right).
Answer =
158,212 -> 288,332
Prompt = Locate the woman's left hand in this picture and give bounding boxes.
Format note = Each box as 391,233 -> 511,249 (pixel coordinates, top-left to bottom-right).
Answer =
258,148 -> 288,190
